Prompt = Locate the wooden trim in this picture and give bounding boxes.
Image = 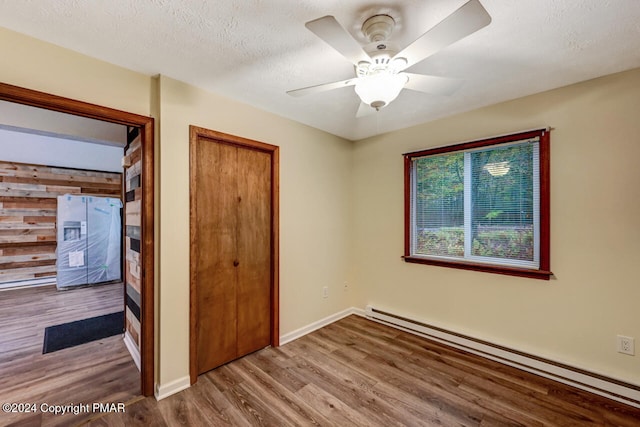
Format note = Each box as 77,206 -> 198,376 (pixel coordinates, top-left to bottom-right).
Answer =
188,126 -> 198,385
271,147 -> 280,347
189,125 -> 280,385
191,128 -> 277,153
0,82 -> 155,396
403,128 -> 552,280
402,256 -> 553,280
403,129 -> 548,158
538,130 -> 551,273
0,82 -> 148,126
140,115 -> 155,397
403,156 -> 412,256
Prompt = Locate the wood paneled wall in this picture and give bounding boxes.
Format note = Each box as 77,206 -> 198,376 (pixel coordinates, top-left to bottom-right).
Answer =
123,128 -> 142,353
0,160 -> 122,284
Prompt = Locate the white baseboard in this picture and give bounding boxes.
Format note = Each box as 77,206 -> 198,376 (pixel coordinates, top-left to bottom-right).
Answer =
123,331 -> 141,372
365,305 -> 640,409
279,307 -> 365,345
155,376 -> 191,401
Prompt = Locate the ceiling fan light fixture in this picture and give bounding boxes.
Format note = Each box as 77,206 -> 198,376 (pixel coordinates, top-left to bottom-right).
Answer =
390,57 -> 408,72
289,2 -> 492,117
354,72 -> 408,110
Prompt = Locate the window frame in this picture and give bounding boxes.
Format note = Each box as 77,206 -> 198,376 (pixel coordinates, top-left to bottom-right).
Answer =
403,129 -> 552,280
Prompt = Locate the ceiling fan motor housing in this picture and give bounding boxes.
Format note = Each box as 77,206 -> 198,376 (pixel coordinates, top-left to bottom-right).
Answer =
362,14 -> 395,43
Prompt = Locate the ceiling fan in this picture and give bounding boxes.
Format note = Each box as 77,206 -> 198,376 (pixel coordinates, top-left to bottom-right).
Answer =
287,0 -> 491,116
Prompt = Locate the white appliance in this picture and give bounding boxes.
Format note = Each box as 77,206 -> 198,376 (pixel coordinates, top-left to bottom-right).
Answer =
56,195 -> 122,289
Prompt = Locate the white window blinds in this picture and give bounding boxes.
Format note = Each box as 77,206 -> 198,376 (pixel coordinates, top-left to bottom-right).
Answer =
411,137 -> 540,269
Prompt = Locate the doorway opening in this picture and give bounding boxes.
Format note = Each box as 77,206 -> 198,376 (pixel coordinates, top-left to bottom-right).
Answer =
0,82 -> 154,399
0,102 -> 127,290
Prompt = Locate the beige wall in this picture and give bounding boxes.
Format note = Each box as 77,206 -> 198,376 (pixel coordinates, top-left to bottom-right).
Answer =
156,76 -> 355,385
352,68 -> 640,384
0,27 -> 150,116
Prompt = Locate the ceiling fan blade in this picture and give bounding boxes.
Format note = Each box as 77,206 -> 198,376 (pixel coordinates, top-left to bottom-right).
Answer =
403,73 -> 464,96
305,16 -> 371,65
394,0 -> 491,70
287,78 -> 357,97
356,102 -> 377,118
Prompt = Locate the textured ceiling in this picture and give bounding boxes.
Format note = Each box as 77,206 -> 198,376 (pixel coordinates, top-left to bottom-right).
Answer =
1,0 -> 639,141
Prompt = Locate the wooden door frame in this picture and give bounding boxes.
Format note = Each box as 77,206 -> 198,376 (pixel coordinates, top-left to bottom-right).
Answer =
189,125 -> 279,385
0,82 -> 155,396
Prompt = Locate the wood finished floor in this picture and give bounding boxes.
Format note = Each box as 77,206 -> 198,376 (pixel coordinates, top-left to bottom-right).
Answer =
91,314 -> 640,426
0,283 -> 139,427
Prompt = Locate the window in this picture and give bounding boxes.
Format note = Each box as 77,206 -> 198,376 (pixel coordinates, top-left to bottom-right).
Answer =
403,129 -> 551,279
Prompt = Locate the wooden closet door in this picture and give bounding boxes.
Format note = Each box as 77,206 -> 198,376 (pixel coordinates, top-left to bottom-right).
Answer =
194,141 -> 238,372
236,148 -> 272,356
193,135 -> 273,376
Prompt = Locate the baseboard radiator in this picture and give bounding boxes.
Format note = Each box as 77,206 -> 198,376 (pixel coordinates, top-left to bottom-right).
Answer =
364,305 -> 640,409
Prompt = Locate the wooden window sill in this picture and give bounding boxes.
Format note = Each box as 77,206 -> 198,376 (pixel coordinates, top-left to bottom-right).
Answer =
402,256 -> 553,280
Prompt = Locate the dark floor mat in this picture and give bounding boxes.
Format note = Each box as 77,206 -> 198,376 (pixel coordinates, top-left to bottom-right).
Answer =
43,311 -> 124,354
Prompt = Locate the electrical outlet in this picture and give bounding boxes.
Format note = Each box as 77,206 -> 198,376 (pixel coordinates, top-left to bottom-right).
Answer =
322,286 -> 328,299
617,335 -> 635,356
343,281 -> 349,292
